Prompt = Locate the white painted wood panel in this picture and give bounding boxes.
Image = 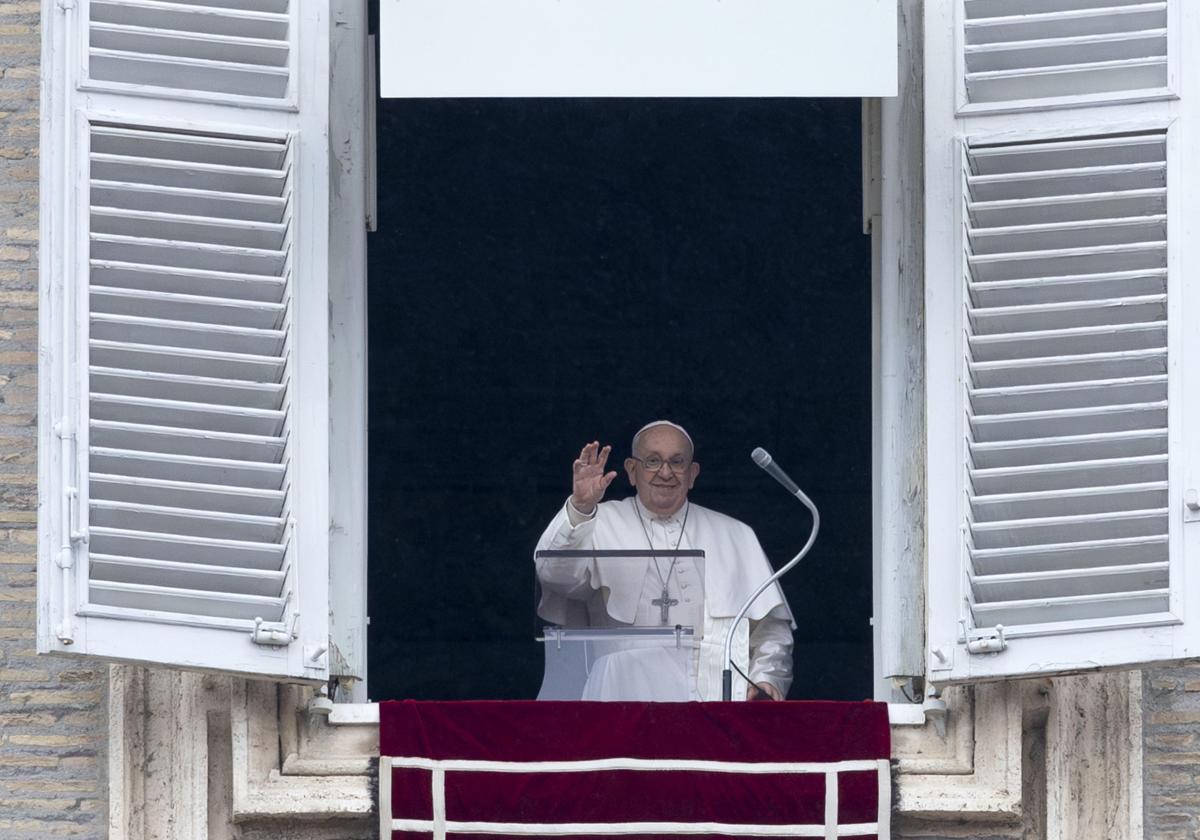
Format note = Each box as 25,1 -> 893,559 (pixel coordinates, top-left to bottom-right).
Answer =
380,0 -> 898,98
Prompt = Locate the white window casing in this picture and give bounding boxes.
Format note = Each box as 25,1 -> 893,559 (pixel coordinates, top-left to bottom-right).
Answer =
38,0 -> 332,681
926,0 -> 1200,682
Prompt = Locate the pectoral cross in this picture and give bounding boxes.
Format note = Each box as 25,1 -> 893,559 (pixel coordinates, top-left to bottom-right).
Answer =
652,588 -> 679,625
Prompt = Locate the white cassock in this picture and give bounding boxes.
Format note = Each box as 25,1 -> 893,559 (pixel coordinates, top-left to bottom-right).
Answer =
535,495 -> 795,701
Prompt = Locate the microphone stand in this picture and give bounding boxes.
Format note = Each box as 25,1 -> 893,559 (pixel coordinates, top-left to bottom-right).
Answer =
722,448 -> 820,701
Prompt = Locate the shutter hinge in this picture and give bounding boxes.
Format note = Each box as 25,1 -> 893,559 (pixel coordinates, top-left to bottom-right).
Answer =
965,624 -> 1007,655
55,423 -> 87,546
251,613 -> 298,647
1185,489 -> 1200,522
54,422 -> 85,646
65,487 -> 86,545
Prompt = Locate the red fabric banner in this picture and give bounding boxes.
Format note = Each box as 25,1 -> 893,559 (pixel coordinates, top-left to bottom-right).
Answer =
380,701 -> 891,840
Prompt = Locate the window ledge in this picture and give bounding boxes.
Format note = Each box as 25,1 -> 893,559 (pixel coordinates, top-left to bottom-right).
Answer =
325,700 -> 932,726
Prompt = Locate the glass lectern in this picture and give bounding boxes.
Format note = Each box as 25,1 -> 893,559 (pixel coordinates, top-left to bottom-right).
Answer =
534,549 -> 705,701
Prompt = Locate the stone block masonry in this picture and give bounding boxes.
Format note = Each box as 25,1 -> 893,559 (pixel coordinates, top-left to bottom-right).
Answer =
0,4 -> 106,839
1143,666 -> 1200,840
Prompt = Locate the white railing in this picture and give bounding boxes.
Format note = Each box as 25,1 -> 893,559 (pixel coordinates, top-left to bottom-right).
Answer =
378,754 -> 891,839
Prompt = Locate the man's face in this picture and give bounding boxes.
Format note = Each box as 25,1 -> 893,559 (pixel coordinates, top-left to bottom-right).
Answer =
624,426 -> 700,517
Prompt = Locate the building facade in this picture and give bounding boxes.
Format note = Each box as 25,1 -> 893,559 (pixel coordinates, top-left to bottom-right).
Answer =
2,0 -> 1198,838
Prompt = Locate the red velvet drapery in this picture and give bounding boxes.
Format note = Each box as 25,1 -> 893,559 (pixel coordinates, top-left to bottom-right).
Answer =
380,700 -> 891,840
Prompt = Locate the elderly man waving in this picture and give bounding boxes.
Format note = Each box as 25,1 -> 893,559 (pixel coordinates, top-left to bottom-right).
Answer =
535,420 -> 794,701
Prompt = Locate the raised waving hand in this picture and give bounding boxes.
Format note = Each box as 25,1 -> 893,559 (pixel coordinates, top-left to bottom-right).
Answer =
571,441 -> 617,514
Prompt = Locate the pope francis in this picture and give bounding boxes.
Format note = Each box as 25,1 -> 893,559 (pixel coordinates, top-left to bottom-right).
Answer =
535,420 -> 795,701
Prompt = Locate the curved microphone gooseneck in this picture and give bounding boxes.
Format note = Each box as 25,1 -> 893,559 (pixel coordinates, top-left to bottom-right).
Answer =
721,447 -> 820,701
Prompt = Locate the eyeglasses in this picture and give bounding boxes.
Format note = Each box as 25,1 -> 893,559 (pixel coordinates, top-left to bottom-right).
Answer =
632,455 -> 691,473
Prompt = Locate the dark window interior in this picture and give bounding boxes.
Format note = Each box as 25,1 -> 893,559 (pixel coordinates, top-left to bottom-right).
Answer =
366,94 -> 872,701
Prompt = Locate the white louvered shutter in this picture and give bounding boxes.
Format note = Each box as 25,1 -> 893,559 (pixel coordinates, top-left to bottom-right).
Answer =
38,1 -> 331,681
925,0 -> 1200,682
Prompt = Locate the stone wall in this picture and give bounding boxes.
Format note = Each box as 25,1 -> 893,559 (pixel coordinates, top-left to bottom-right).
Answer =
0,5 -> 107,838
1143,666 -> 1200,839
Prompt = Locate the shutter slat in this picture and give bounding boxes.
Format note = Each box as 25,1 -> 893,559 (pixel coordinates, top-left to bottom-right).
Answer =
970,428 -> 1167,469
90,554 -> 286,598
971,401 -> 1166,441
91,313 -> 285,356
969,589 -> 1170,627
91,22 -> 290,67
968,216 -> 1166,255
90,499 -> 285,542
90,473 -> 285,516
971,561 -> 1168,600
967,56 -> 1165,102
90,447 -> 285,490
145,0 -> 289,12
969,534 -> 1167,576
968,294 -> 1166,333
90,50 -> 289,98
90,393 -> 285,436
92,181 -> 287,224
969,268 -> 1166,307
90,155 -> 287,195
966,0 -> 1155,16
970,480 -> 1166,521
967,162 -> 1164,199
970,453 -> 1166,493
90,421 -> 285,462
968,321 -> 1165,360
91,208 -> 286,252
90,339 -> 286,382
969,347 -> 1166,387
968,188 -> 1166,227
91,287 -> 286,330
965,4 -> 1167,45
91,261 -> 285,302
965,28 -> 1166,73
90,1 -> 288,41
90,367 -> 285,409
968,242 -> 1166,283
970,508 -> 1167,548
88,580 -> 285,622
969,374 -> 1165,413
91,235 -> 287,276
89,526 -> 284,570
969,134 -> 1165,172
91,127 -> 287,168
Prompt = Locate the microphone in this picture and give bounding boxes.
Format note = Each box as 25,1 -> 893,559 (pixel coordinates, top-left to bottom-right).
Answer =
722,447 -> 820,701
751,447 -> 802,497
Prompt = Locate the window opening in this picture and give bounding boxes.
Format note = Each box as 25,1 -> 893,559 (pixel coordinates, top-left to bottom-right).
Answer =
366,97 -> 872,701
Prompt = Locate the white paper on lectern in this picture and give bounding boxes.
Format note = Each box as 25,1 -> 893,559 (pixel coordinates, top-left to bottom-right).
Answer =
380,0 -> 897,98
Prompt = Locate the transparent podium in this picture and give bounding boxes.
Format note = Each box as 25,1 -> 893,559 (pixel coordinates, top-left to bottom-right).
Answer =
534,549 -> 705,702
